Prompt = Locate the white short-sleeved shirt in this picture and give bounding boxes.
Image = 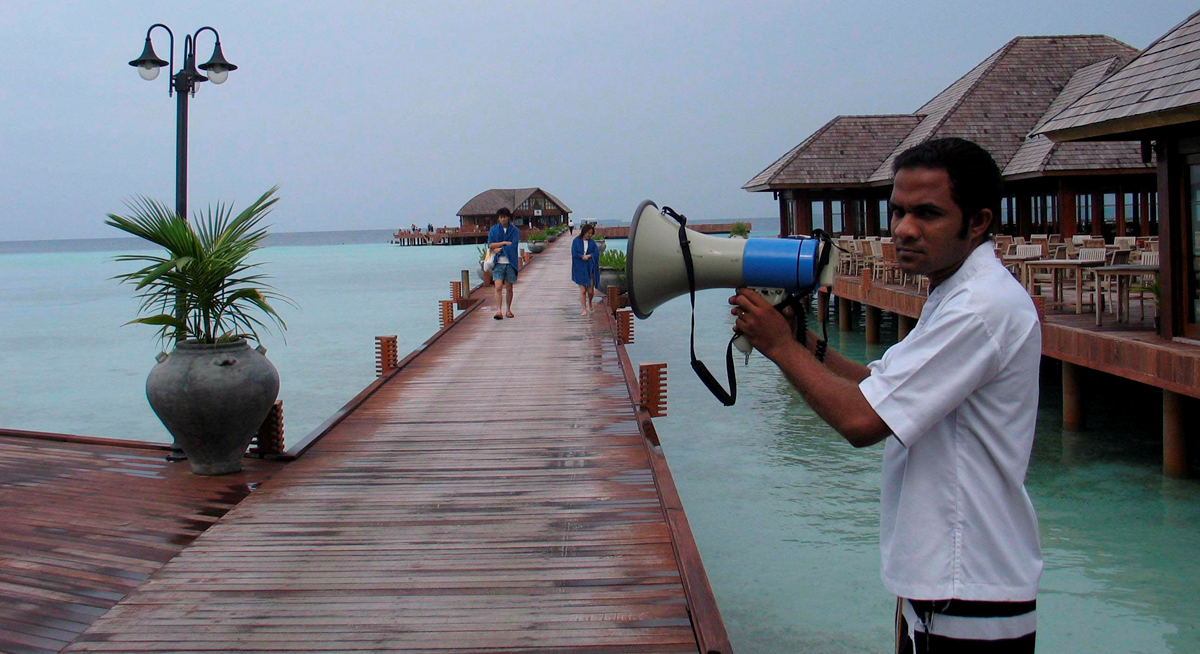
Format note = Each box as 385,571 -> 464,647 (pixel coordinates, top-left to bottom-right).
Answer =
858,242 -> 1042,602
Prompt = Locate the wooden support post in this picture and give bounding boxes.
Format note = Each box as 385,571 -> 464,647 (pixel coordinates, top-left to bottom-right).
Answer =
607,286 -> 620,314
639,363 -> 667,417
459,270 -> 471,308
374,335 -> 398,377
1164,390 -> 1188,478
838,297 -> 852,331
865,306 -> 881,344
450,281 -> 462,304
1062,361 -> 1085,431
249,400 -> 285,457
817,290 -> 830,328
897,315 -> 916,340
1032,296 -> 1046,323
616,308 -> 634,344
439,300 -> 455,328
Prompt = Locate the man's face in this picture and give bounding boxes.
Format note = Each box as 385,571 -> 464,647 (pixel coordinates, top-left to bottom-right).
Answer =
889,166 -> 985,288
498,213 -> 511,227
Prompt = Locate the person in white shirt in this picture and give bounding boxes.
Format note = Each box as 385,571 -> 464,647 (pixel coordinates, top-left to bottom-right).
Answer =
730,138 -> 1041,653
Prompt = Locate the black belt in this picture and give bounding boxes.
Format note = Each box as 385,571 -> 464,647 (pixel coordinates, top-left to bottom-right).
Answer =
907,599 -> 1036,618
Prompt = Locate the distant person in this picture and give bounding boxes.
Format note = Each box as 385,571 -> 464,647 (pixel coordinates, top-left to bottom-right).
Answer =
731,138 -> 1042,653
571,223 -> 600,315
568,218 -> 575,235
427,223 -> 433,233
488,208 -> 520,320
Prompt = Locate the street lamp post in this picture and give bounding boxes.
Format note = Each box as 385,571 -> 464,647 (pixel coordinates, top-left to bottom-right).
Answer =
129,24 -> 237,222
129,25 -> 237,461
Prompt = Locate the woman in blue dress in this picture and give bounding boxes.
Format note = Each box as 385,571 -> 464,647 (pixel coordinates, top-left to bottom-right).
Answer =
571,223 -> 601,315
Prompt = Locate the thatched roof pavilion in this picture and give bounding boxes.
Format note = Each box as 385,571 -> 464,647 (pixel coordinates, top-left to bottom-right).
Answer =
746,35 -> 1156,240
457,188 -> 572,231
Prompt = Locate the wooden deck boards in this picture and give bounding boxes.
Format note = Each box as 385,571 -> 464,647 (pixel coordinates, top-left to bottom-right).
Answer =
0,432 -> 284,654
61,239 -> 725,653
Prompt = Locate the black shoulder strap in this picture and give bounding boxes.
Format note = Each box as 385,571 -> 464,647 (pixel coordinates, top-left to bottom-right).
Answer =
662,206 -> 738,406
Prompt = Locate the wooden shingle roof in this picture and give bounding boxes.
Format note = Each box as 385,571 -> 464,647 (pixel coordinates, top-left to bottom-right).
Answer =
1038,11 -> 1200,140
457,188 -> 572,217
868,35 -> 1139,182
746,35 -> 1142,192
1006,57 -> 1152,176
742,115 -> 923,190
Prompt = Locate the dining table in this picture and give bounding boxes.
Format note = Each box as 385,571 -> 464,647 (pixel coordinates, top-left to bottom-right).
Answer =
1023,258 -> 1106,314
1091,264 -> 1160,326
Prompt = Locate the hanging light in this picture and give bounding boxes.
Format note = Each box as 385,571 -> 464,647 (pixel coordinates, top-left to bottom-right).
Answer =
198,41 -> 237,84
129,37 -> 168,81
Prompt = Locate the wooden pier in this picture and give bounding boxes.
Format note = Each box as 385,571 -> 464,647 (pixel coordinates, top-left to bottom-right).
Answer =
0,431 -> 284,654
3,238 -> 729,653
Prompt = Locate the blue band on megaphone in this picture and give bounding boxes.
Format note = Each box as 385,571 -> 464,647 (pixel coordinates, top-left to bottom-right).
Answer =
797,238 -> 819,290
742,238 -> 803,290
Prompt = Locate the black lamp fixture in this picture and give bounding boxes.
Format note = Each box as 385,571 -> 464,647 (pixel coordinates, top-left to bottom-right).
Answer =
128,24 -> 238,462
127,24 -> 238,221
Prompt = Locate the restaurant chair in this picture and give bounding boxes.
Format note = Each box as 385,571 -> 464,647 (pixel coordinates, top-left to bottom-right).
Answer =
1078,248 -> 1107,308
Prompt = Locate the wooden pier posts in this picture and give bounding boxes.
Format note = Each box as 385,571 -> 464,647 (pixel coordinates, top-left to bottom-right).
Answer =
865,306 -> 881,344
607,286 -> 620,314
460,270 -> 472,308
897,315 -> 916,340
1062,361 -> 1085,431
1163,390 -> 1189,478
639,363 -> 667,417
439,300 -> 455,328
616,308 -> 634,344
375,336 -> 399,377
249,400 -> 285,456
838,297 -> 852,331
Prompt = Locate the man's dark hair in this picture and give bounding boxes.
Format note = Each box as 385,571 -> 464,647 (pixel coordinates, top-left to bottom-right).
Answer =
497,207 -> 512,218
892,137 -> 1002,239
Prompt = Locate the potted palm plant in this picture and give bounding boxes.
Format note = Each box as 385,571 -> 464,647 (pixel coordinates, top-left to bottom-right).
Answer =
529,230 -> 547,253
598,249 -> 627,295
107,186 -> 291,475
729,221 -> 751,238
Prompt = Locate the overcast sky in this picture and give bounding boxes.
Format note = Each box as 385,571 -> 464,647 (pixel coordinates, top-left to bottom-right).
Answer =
0,1 -> 1193,241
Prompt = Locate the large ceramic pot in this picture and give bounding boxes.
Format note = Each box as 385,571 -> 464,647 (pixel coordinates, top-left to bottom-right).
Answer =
146,340 -> 280,475
595,241 -> 607,253
599,268 -> 627,295
529,241 -> 546,253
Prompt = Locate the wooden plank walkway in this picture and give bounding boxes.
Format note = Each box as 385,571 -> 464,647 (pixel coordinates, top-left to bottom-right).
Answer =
0,432 -> 284,654
63,239 -> 728,653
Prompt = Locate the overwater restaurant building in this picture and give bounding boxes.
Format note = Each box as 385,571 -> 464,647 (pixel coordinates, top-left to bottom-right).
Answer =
744,36 -> 1158,240
457,188 -> 571,232
1038,10 -> 1200,344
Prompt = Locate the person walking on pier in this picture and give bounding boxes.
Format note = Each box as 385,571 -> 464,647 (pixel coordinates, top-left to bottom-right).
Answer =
488,208 -> 520,320
571,223 -> 600,315
568,218 -> 575,235
731,138 -> 1041,653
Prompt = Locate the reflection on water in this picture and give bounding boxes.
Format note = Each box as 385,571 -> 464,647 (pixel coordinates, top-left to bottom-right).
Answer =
628,288 -> 1200,654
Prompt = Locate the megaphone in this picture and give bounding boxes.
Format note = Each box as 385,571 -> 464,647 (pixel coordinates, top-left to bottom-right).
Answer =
626,200 -> 838,319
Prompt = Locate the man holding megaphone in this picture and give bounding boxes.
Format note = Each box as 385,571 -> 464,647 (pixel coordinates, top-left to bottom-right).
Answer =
730,138 -> 1042,653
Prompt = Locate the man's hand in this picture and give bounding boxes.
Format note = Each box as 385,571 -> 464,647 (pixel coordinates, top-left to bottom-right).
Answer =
729,288 -> 796,361
582,254 -> 590,261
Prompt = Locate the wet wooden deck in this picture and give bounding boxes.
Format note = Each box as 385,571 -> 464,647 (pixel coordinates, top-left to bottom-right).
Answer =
0,431 -> 284,654
58,239 -> 728,653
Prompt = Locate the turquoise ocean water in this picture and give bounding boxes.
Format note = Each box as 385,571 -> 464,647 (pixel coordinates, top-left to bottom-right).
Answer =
2,226 -> 1197,652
